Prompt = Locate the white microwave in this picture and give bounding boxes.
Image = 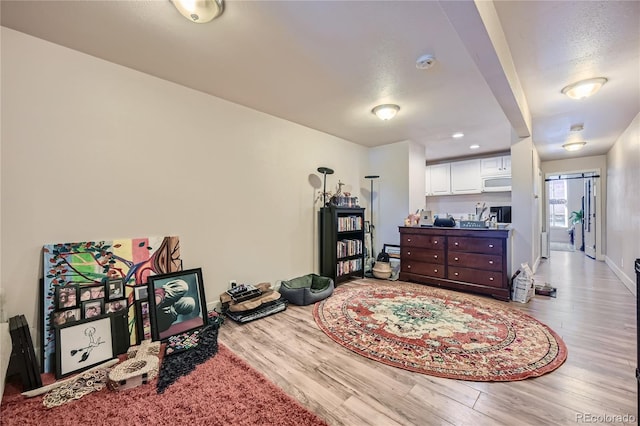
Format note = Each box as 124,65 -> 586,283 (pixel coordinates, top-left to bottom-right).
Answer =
482,175 -> 512,192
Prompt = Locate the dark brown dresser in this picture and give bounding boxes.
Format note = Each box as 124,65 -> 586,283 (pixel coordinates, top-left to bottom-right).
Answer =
399,226 -> 511,300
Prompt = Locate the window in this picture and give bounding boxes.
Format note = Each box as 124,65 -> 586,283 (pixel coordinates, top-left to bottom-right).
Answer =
548,180 -> 568,228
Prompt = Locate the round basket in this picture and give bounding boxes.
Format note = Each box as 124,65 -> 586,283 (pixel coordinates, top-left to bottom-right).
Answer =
372,262 -> 392,279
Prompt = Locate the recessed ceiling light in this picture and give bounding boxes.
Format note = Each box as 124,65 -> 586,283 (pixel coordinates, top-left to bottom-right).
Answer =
469,144 -> 480,149
561,77 -> 607,100
452,132 -> 464,139
371,104 -> 400,120
562,141 -> 587,152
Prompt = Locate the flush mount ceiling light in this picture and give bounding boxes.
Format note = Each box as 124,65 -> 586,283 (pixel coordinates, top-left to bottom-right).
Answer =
570,123 -> 584,132
171,0 -> 224,23
561,77 -> 607,100
469,144 -> 480,150
452,132 -> 464,139
562,141 -> 587,152
372,104 -> 400,121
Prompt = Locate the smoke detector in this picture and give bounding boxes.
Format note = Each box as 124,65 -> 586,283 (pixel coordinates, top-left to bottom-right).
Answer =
416,54 -> 436,70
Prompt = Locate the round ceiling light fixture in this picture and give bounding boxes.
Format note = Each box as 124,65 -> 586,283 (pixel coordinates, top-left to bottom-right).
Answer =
372,104 -> 400,121
562,141 -> 587,152
171,0 -> 224,23
416,54 -> 436,70
561,77 -> 607,100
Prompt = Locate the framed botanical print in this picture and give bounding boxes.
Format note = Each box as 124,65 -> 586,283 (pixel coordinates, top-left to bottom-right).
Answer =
147,268 -> 208,341
55,315 -> 115,378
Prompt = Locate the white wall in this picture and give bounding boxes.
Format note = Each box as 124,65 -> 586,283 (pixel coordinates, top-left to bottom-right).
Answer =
408,141 -> 426,214
605,112 -> 640,293
369,142 -> 412,251
0,28 -> 369,354
510,134 -> 537,272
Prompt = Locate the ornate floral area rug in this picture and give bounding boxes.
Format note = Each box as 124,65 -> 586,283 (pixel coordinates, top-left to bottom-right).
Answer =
313,281 -> 567,381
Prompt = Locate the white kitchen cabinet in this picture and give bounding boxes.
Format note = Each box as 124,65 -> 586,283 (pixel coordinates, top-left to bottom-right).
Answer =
426,163 -> 451,196
480,155 -> 511,176
451,159 -> 481,194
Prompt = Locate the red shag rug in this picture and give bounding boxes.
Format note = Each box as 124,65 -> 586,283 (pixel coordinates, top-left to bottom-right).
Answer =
0,343 -> 327,426
314,281 -> 567,381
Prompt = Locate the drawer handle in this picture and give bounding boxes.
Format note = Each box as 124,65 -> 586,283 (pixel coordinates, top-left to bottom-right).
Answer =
434,240 -> 438,244
454,242 -> 459,246
434,269 -> 438,273
454,272 -> 459,276
408,238 -> 411,242
407,265 -> 411,269
489,260 -> 494,264
407,251 -> 411,255
434,255 -> 438,259
489,277 -> 494,281
488,244 -> 494,248
454,257 -> 459,261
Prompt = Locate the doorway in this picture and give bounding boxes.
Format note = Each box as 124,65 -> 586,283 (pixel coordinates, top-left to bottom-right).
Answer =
544,170 -> 601,259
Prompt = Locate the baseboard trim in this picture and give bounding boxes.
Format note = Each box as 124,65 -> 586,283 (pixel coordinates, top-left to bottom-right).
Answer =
605,256 -> 636,295
532,256 -> 541,274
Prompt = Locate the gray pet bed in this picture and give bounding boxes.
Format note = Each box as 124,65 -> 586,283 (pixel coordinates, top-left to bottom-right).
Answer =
279,274 -> 334,306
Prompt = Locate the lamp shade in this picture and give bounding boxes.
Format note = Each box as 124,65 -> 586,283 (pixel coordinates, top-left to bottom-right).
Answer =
372,104 -> 400,120
171,0 -> 224,23
561,77 -> 607,100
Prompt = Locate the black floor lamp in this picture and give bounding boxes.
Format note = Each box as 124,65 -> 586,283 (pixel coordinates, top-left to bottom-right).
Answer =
365,175 -> 380,260
317,167 -> 334,206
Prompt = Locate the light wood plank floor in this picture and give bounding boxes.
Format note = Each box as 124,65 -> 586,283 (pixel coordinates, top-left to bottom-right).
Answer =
219,251 -> 637,425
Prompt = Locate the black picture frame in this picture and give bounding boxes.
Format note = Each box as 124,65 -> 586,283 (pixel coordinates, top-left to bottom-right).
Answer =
135,300 -> 152,343
54,315 -> 116,379
51,308 -> 81,326
383,244 -> 401,259
134,285 -> 148,301
79,284 -> 106,302
55,285 -> 78,310
147,268 -> 208,341
109,310 -> 130,356
105,299 -> 127,314
106,279 -> 124,301
383,244 -> 401,280
82,299 -> 105,319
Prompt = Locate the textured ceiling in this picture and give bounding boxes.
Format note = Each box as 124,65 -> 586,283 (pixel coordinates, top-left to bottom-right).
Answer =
1,0 -> 638,161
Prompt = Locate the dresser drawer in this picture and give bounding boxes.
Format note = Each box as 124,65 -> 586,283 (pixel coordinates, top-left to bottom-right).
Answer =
401,247 -> 444,264
402,261 -> 445,278
401,233 -> 444,249
448,237 -> 503,255
448,266 -> 503,288
448,252 -> 502,272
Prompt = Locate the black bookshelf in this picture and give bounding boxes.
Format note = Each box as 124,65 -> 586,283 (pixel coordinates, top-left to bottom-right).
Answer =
319,206 -> 365,285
